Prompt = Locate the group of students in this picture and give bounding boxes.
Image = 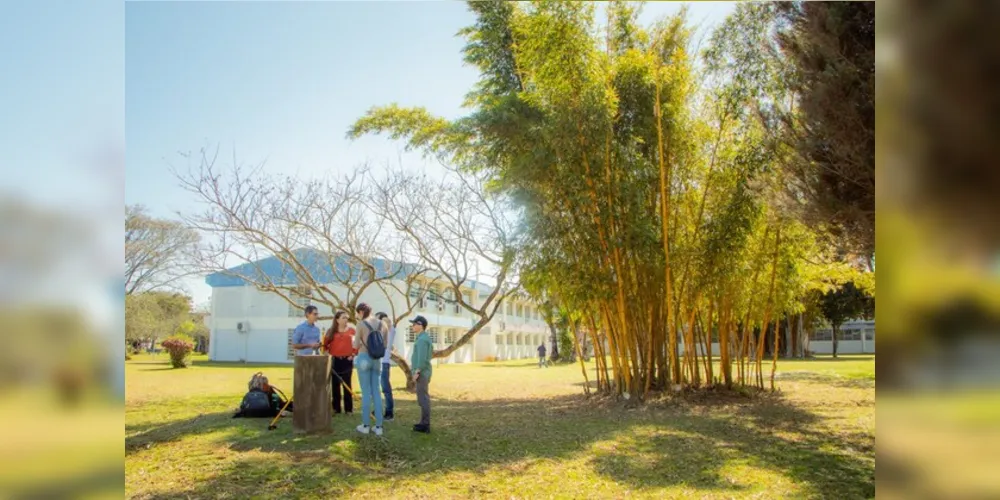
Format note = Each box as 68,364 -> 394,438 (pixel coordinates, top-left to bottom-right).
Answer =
291,303 -> 434,436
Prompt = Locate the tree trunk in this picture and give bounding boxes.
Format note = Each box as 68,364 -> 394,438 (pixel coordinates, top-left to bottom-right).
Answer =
785,315 -> 793,358
546,314 -> 560,361
573,323 -> 591,396
832,324 -> 840,358
798,313 -> 807,357
392,353 -> 415,391
292,355 -> 332,435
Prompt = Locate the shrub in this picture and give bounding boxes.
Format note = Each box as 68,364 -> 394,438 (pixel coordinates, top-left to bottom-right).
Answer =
483,356 -> 498,362
161,334 -> 195,368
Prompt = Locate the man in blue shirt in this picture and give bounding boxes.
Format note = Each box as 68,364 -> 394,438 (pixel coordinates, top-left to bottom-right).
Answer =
291,305 -> 322,355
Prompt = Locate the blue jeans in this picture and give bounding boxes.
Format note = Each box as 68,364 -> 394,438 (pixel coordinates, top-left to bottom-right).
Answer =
380,363 -> 394,414
355,352 -> 383,427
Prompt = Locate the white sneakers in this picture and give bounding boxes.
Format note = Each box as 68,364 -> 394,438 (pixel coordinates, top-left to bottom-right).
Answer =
357,424 -> 384,436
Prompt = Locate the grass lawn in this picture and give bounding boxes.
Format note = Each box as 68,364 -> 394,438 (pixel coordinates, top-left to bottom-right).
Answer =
126,354 -> 874,499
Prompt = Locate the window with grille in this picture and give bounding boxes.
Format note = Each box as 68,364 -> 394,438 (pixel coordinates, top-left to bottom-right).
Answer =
429,327 -> 440,344
287,287 -> 312,317
495,336 -> 502,346
517,305 -> 523,318
811,329 -> 832,341
445,330 -> 456,343
506,303 -> 512,316
406,328 -> 417,343
865,329 -> 875,341
428,286 -> 439,304
842,329 -> 861,341
286,328 -> 295,359
409,286 -> 426,309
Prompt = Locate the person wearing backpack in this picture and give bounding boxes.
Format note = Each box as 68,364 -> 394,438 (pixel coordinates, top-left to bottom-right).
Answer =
352,303 -> 386,436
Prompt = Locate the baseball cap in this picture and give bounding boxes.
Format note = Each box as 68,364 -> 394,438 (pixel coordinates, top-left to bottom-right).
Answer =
409,315 -> 428,328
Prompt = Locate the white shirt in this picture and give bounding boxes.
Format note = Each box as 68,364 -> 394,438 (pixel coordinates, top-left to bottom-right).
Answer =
381,325 -> 395,365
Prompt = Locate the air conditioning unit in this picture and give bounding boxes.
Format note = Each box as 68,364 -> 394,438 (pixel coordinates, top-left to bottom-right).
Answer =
237,321 -> 249,333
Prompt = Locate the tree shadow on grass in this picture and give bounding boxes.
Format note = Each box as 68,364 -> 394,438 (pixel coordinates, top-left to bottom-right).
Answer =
589,400 -> 874,498
477,362 -> 541,368
775,371 -> 876,389
128,392 -> 873,498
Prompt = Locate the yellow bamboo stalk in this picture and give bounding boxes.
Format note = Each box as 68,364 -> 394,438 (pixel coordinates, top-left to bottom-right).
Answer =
654,77 -> 679,387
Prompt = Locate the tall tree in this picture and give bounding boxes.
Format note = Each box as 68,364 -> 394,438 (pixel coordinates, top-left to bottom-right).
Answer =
774,1 -> 876,258
125,291 -> 193,348
125,205 -> 199,295
348,0 -> 870,396
819,281 -> 872,358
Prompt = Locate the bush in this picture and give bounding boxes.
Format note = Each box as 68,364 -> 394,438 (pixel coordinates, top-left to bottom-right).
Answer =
483,356 -> 498,362
161,334 -> 195,368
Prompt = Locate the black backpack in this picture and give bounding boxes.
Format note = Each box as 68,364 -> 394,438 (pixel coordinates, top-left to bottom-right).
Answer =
234,388 -> 276,418
362,320 -> 386,359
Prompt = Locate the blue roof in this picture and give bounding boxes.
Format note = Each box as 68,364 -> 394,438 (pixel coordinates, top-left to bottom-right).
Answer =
206,248 -> 497,295
205,248 -> 412,287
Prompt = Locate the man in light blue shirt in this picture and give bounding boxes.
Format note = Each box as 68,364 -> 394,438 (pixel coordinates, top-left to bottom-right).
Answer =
291,305 -> 322,355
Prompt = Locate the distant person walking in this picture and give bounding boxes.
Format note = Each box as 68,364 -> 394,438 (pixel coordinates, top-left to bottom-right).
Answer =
291,305 -> 321,355
409,315 -> 433,433
323,311 -> 356,415
353,303 -> 385,436
537,343 -> 548,368
375,312 -> 395,422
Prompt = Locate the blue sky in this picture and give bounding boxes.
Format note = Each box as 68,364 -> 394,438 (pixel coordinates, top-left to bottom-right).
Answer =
125,1 -> 736,307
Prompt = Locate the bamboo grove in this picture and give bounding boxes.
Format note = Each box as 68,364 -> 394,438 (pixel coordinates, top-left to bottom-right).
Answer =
349,1 -> 873,397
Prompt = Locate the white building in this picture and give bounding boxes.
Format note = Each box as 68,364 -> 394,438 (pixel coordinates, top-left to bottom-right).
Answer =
206,250 -> 550,364
807,319 -> 876,355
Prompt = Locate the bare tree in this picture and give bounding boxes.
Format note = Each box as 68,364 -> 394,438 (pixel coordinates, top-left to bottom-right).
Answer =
125,205 -> 199,295
174,147 -> 431,378
174,145 -> 519,389
370,165 -> 521,373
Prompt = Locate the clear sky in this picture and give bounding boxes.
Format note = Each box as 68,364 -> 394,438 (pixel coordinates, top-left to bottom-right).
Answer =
125,1 -> 736,308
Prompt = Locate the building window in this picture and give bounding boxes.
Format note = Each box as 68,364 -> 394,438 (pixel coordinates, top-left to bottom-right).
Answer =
842,329 -> 861,341
445,329 -> 456,344
428,286 -> 439,305
287,328 -> 295,360
406,327 -> 417,343
287,286 -> 312,317
506,302 -> 512,317
517,304 -> 523,318
429,327 -> 440,344
495,336 -> 502,346
811,329 -> 832,341
409,286 -> 426,310
865,329 -> 875,341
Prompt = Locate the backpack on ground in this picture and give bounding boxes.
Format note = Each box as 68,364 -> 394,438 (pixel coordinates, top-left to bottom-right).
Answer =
362,320 -> 386,359
233,371 -> 282,418
234,388 -> 276,418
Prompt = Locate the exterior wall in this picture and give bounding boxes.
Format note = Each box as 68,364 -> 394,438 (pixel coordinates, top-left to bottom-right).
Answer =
808,320 -> 876,354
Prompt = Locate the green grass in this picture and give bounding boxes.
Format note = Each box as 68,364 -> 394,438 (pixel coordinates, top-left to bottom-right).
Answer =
126,354 -> 874,499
